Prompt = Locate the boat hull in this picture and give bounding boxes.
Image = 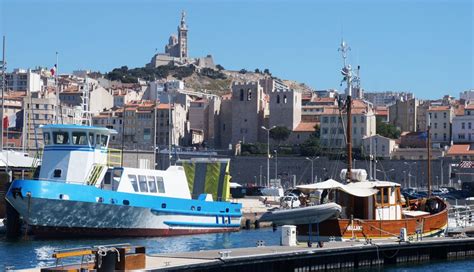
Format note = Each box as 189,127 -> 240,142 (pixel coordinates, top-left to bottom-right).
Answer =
6,179 -> 242,238
296,207 -> 448,241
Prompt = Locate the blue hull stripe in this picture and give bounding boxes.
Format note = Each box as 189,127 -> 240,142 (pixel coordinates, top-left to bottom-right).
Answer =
164,221 -> 241,228
7,179 -> 242,218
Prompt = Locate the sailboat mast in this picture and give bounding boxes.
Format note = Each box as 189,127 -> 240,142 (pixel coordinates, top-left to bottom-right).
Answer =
427,120 -> 432,197
1,36 -> 6,152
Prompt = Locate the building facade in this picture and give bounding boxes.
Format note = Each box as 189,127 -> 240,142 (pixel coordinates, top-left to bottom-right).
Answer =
427,106 -> 454,146
388,98 -> 419,132
452,104 -> 474,144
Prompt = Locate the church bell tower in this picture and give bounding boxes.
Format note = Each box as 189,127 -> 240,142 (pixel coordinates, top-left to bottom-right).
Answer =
178,11 -> 188,59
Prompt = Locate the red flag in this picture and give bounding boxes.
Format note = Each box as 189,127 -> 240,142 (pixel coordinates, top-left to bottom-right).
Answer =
50,64 -> 57,76
3,116 -> 8,130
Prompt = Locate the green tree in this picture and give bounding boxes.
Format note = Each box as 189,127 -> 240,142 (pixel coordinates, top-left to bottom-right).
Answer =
269,126 -> 291,143
254,68 -> 260,74
239,69 -> 247,74
263,68 -> 271,75
300,136 -> 321,157
376,118 -> 401,139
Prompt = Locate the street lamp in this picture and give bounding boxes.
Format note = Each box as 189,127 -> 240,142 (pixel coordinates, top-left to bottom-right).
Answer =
404,162 -> 416,188
306,156 -> 320,183
376,168 -> 395,181
274,149 -> 278,181
261,125 -> 276,187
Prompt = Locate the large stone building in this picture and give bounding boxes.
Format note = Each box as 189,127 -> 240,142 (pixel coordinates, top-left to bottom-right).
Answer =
268,88 -> 301,130
147,12 -> 215,69
388,98 -> 419,132
230,81 -> 266,145
59,78 -> 113,115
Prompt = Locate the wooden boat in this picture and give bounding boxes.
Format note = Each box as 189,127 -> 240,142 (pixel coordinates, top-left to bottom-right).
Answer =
259,202 -> 342,226
296,182 -> 448,241
296,40 -> 448,242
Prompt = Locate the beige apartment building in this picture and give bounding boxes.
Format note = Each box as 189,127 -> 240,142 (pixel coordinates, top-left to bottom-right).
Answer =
319,100 -> 376,149
362,134 -> 397,159
427,106 -> 453,146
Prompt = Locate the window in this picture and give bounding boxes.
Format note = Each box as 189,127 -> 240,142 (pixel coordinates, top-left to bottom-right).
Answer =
462,123 -> 465,129
138,175 -> 148,192
96,135 -> 108,147
283,95 -> 287,104
434,133 -> 438,140
156,176 -> 165,193
277,95 -> 280,104
322,128 -> 328,134
360,116 -> 365,123
353,116 -> 357,123
128,175 -> 139,192
443,123 -> 447,129
382,188 -> 389,204
247,89 -> 252,101
469,123 -> 472,129
459,134 -> 465,140
143,128 -> 151,140
322,117 -> 328,123
53,132 -> 69,144
43,132 -> 51,145
338,128 -> 344,134
353,127 -> 357,135
330,116 -> 336,123
147,176 -> 157,193
434,123 -> 437,129
89,133 -> 94,146
443,133 -> 447,141
443,112 -> 447,118
239,89 -> 244,101
72,132 -> 88,145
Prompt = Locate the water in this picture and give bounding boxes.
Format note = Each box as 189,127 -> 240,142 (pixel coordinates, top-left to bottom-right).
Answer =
1,229 -> 473,271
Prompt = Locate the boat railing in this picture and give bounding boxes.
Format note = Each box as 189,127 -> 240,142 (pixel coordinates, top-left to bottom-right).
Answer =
107,148 -> 122,167
447,205 -> 474,229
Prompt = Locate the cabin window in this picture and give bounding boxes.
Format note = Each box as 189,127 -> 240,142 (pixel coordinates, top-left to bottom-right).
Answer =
147,176 -> 157,193
156,176 -> 165,193
43,132 -> 51,145
138,175 -> 148,192
53,132 -> 70,144
89,133 -> 95,146
128,174 -> 139,192
101,135 -> 108,147
382,188 -> 389,204
72,132 -> 88,145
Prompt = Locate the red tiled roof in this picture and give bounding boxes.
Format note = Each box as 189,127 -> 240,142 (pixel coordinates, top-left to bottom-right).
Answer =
428,106 -> 450,112
156,103 -> 172,110
293,122 -> 318,132
447,144 -> 474,155
465,104 -> 474,110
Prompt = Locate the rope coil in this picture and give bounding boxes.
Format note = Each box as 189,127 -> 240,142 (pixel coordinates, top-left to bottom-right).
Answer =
96,246 -> 120,268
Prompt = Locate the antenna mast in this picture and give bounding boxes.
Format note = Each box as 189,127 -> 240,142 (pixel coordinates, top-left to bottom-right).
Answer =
339,39 -> 354,182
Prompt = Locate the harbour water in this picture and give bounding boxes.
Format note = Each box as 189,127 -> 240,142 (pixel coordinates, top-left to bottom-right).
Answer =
1,228 -> 474,271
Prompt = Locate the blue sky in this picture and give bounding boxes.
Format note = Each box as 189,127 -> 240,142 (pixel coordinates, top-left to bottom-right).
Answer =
1,0 -> 472,99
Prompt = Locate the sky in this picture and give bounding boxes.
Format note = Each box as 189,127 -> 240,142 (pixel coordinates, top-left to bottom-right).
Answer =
0,0 -> 473,99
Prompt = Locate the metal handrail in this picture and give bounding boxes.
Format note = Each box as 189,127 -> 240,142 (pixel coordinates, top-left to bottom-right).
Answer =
107,148 -> 122,167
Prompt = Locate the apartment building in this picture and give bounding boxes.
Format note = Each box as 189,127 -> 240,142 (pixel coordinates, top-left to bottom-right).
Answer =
427,106 -> 454,146
452,104 -> 474,143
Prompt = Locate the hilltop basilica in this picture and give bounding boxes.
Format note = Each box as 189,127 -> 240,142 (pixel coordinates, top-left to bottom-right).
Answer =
147,12 -> 215,70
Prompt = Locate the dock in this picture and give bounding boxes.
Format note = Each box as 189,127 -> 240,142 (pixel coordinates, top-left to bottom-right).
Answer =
17,236 -> 474,272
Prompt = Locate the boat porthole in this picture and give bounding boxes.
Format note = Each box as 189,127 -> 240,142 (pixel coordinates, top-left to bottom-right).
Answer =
59,194 -> 69,200
191,206 -> 195,211
225,208 -> 229,213
162,203 -> 167,209
96,197 -> 104,203
123,200 -> 129,205
197,206 -> 201,211
110,199 -> 116,204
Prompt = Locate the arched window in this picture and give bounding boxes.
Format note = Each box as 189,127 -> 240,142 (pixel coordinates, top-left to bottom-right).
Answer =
247,89 -> 252,101
283,95 -> 287,104
277,95 -> 280,104
239,89 -> 244,101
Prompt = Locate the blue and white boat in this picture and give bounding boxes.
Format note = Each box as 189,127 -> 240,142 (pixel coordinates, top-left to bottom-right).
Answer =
6,124 -> 242,237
